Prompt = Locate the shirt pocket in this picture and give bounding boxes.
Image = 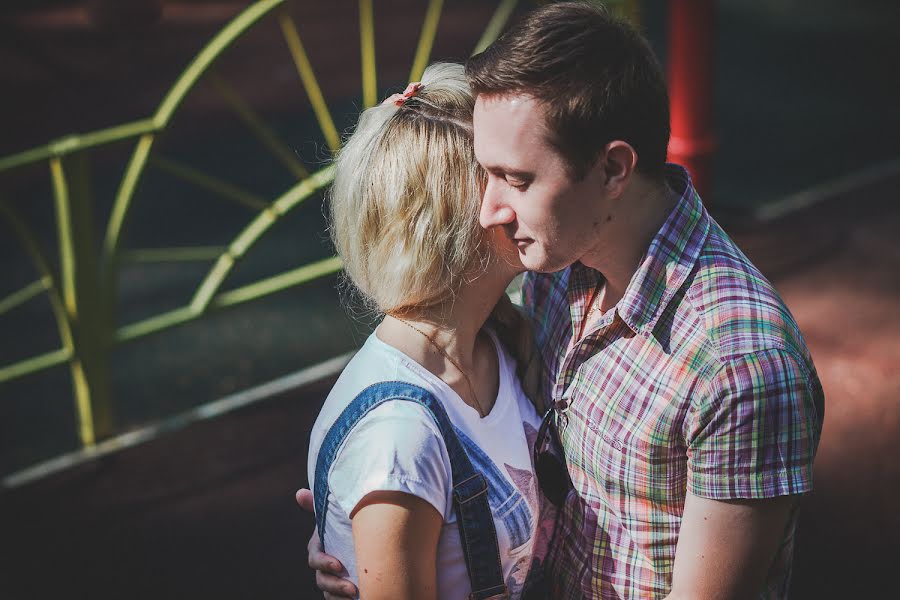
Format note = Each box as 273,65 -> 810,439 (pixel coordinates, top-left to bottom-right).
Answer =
568,376 -> 688,510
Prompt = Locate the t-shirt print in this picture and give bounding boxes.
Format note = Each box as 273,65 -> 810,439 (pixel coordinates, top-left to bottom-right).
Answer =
455,427 -> 533,547
510,421 -> 557,594
455,420 -> 557,596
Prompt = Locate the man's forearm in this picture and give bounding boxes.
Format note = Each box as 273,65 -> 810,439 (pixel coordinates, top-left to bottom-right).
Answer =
667,492 -> 795,600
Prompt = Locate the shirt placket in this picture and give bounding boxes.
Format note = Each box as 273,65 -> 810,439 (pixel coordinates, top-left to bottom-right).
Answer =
552,265 -> 621,415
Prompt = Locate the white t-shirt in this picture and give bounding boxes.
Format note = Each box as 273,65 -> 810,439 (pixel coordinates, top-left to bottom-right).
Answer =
307,329 -> 556,599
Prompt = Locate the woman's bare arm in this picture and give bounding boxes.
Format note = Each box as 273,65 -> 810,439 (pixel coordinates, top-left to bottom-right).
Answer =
351,490 -> 443,600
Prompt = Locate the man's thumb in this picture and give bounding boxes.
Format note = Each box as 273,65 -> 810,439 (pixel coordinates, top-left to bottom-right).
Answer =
295,487 -> 315,513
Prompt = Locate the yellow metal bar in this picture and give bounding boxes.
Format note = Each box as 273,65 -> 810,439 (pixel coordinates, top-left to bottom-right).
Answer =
207,74 -> 309,181
154,0 -> 286,126
0,348 -> 71,383
151,154 -> 271,211
271,163 -> 335,214
278,11 -> 341,152
190,251 -> 238,314
213,255 -> 342,308
359,0 -> 377,108
229,209 -> 278,257
120,246 -> 226,263
472,0 -> 519,55
0,118 -> 159,173
188,164 -> 335,315
115,306 -> 196,343
103,133 -> 155,263
51,157 -> 103,446
190,208 -> 276,312
409,0 -> 444,82
0,278 -> 51,316
53,153 -> 114,444
70,360 -> 96,444
0,200 -> 76,362
50,158 -> 77,317
115,256 -> 342,344
104,0 -> 287,267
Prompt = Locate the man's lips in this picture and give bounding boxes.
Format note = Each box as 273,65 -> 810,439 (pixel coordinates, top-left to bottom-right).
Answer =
513,237 -> 533,248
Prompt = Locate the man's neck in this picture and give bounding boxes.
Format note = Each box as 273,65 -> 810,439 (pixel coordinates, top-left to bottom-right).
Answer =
581,178 -> 678,313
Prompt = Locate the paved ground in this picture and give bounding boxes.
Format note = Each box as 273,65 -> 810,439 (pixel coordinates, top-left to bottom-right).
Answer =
2,167 -> 898,599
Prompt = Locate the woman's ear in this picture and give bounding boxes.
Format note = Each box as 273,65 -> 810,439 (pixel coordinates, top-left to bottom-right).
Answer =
600,140 -> 638,198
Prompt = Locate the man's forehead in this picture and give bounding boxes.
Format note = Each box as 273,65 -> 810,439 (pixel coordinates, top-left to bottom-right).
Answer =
474,93 -> 542,122
473,93 -> 551,160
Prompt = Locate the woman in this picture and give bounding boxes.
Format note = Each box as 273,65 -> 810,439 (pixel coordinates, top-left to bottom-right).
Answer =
307,63 -> 557,599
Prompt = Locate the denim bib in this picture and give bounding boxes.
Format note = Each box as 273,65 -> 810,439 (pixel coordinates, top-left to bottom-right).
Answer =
313,381 -> 509,600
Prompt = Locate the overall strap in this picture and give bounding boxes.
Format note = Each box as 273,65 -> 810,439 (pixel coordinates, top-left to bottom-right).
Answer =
313,381 -> 508,600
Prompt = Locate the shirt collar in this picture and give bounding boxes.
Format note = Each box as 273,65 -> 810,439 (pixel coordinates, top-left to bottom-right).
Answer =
569,164 -> 711,338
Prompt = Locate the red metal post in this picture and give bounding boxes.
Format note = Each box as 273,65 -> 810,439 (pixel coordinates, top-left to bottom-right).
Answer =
667,0 -> 716,203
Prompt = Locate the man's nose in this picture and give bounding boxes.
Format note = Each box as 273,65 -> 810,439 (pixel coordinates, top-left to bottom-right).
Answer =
479,178 -> 516,229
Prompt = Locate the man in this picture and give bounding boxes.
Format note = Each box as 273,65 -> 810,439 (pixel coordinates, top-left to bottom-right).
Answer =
304,2 -> 824,598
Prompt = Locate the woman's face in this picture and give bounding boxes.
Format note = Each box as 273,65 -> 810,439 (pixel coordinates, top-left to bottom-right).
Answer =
482,197 -> 527,279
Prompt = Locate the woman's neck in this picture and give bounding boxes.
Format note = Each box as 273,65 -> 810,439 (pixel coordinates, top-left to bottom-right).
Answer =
383,262 -> 515,367
375,258 -> 519,418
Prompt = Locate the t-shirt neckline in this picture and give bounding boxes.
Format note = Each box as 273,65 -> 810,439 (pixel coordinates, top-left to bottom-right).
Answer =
369,327 -> 512,425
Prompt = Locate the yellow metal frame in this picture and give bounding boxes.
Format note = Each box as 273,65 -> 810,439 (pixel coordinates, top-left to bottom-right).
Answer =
0,0 -> 527,452
207,73 -> 310,180
409,0 -> 445,82
278,10 -> 341,152
359,0 -> 377,108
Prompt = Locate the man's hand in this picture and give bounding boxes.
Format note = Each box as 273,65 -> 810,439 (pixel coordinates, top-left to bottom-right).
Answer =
296,488 -> 359,599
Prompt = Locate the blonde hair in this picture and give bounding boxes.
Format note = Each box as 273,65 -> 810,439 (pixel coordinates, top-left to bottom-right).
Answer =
329,63 -> 486,315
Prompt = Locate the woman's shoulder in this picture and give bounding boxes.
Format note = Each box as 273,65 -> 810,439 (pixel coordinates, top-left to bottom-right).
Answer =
312,332 -> 451,462
316,374 -> 454,522
319,333 -> 424,407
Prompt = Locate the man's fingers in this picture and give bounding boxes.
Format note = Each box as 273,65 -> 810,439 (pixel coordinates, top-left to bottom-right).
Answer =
307,529 -> 343,573
308,551 -> 343,573
296,487 -> 314,513
300,498 -> 355,598
316,572 -> 357,599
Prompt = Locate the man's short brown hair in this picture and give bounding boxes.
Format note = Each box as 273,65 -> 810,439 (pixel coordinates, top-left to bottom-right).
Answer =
465,1 -> 669,181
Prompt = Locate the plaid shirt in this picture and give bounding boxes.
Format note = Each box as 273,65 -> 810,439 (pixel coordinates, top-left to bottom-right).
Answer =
524,165 -> 824,599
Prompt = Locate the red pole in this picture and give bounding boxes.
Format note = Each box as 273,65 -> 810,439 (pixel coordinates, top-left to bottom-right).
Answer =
667,0 -> 716,203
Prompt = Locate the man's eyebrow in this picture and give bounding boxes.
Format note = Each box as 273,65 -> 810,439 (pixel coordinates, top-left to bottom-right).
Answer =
484,164 -> 532,178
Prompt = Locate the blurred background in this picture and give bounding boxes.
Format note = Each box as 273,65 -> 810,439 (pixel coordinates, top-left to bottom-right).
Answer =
1,0 -> 898,598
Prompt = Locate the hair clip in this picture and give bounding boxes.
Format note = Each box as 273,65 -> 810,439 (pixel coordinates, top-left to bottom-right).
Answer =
382,82 -> 423,107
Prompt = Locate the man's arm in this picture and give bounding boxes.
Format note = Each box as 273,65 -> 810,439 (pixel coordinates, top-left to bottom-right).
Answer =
666,492 -> 795,600
672,347 -> 822,598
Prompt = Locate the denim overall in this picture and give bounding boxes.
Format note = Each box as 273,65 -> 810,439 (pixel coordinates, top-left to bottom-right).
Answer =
314,381 -> 509,600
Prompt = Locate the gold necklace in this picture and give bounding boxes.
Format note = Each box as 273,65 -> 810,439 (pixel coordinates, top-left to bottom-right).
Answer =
581,282 -> 606,330
588,283 -> 607,317
392,317 -> 487,418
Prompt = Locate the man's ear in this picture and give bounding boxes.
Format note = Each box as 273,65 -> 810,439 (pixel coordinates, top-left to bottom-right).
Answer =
600,140 -> 638,198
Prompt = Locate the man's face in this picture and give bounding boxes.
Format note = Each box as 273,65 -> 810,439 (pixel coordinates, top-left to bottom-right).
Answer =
473,93 -> 609,273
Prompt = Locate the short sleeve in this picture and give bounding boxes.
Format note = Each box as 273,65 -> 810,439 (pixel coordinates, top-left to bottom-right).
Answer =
328,400 -> 452,520
685,348 -> 823,500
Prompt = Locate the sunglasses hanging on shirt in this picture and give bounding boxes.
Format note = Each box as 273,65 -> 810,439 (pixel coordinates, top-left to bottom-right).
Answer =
533,401 -> 574,507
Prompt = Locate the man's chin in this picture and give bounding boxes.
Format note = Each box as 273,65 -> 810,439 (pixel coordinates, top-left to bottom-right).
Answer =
519,250 -> 571,274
